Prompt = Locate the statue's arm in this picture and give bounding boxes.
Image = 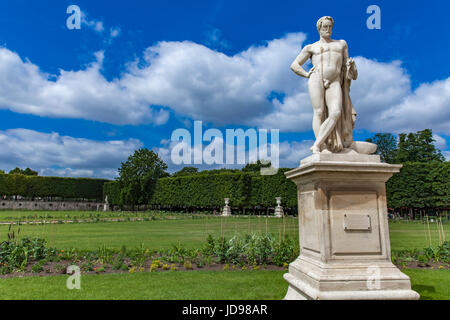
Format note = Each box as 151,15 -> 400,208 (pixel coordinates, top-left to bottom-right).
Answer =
290,45 -> 313,78
342,40 -> 357,122
342,40 -> 357,80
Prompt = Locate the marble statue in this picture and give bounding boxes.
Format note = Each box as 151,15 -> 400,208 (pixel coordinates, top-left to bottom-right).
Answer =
291,16 -> 376,154
282,16 -> 419,300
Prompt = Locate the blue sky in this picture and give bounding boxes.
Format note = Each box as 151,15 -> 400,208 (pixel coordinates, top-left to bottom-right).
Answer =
0,0 -> 448,178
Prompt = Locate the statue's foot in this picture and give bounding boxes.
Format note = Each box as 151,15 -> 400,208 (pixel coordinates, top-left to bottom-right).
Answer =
310,145 -> 321,154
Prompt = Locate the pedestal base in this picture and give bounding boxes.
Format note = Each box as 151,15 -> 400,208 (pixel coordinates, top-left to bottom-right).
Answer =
274,206 -> 284,218
283,257 -> 419,300
221,206 -> 232,216
283,153 -> 419,300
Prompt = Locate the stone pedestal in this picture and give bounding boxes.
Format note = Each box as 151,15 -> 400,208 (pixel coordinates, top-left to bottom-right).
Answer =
221,205 -> 232,216
275,206 -> 284,218
283,153 -> 419,300
222,198 -> 232,217
275,197 -> 284,218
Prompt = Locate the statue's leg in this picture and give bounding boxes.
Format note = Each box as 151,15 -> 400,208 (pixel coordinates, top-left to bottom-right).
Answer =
308,73 -> 325,144
312,81 -> 342,151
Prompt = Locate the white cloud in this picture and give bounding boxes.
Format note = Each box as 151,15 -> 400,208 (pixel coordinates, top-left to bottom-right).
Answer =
0,129 -> 142,179
110,27 -> 121,38
122,33 -> 307,125
0,48 -> 168,125
80,11 -> 121,44
444,151 -> 450,161
0,32 -> 448,138
81,12 -> 105,33
374,78 -> 450,134
279,140 -> 313,167
433,134 -> 447,151
0,33 -> 306,126
204,27 -> 230,49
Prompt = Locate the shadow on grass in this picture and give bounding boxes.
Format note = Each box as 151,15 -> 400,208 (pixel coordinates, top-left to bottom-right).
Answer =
412,284 -> 435,300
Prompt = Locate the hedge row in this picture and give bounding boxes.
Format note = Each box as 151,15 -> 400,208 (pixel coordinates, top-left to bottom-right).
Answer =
103,181 -> 123,205
0,174 -> 108,200
104,162 -> 449,210
248,169 -> 297,208
387,161 -> 449,209
150,172 -> 252,207
104,170 -> 298,208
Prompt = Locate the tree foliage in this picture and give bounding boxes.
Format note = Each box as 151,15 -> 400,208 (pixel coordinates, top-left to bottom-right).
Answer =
117,148 -> 168,205
242,160 -> 271,173
386,162 -> 449,209
396,129 -> 444,163
9,167 -> 38,176
366,133 -> 398,163
367,129 -> 445,164
172,167 -> 199,177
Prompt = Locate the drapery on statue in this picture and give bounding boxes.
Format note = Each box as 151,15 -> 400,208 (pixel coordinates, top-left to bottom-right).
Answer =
291,16 -> 376,154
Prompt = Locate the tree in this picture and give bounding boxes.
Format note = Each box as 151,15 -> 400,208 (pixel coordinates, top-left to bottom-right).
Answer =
0,170 -> 5,174
172,167 -> 199,177
117,149 -> 168,205
9,167 -> 38,176
242,160 -> 271,173
396,129 -> 445,163
366,133 -> 398,163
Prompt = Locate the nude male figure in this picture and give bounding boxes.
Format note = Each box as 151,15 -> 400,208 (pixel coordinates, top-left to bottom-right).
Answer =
291,16 -> 357,154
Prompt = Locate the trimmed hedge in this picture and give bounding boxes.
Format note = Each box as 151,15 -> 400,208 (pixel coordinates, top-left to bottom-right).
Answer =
150,172 -> 252,207
103,162 -> 449,211
0,174 -> 108,200
103,181 -> 122,206
249,169 -> 297,208
103,170 -> 297,209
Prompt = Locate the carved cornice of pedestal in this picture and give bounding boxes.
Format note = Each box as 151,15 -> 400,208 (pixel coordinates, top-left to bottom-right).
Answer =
285,160 -> 402,184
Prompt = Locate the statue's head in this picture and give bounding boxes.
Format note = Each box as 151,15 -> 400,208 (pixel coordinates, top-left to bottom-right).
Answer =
317,16 -> 334,39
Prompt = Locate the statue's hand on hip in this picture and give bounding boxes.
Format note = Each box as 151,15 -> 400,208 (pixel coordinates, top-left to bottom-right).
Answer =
307,66 -> 316,78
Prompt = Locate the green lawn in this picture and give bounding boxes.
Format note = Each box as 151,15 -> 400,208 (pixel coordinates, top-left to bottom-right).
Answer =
1,213 -> 447,252
0,213 -> 448,300
0,269 -> 448,300
402,269 -> 450,300
0,271 -> 287,300
0,216 -> 299,250
389,221 -> 449,250
0,210 -> 172,222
